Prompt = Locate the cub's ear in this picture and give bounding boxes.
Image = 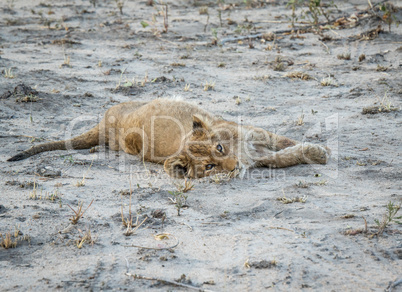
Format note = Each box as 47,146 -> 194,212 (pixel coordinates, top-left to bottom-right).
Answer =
192,115 -> 211,137
164,154 -> 192,179
192,115 -> 210,131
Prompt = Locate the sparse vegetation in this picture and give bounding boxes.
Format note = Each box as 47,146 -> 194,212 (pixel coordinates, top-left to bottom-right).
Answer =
306,0 -> 337,27
6,180 -> 37,189
174,179 -> 194,193
337,52 -> 351,60
376,64 -> 388,72
28,181 -> 39,199
60,54 -> 71,68
362,91 -> 398,114
115,68 -> 126,89
63,155 -> 75,164
245,258 -> 278,269
320,76 -> 337,86
140,2 -> 168,36
295,180 -> 309,188
220,210 -> 230,219
199,6 -> 208,15
374,202 -> 401,236
286,0 -> 338,28
285,71 -> 313,80
170,62 -> 185,67
168,180 -> 193,216
76,228 -> 96,249
30,186 -> 61,202
277,195 -> 307,204
6,0 -> 15,9
3,68 -> 15,79
253,74 -> 270,81
203,80 -> 215,91
345,202 -> 401,237
296,110 -> 304,126
314,179 -> 327,186
0,232 -> 18,249
0,225 -> 30,249
378,2 -> 400,32
114,0 -> 125,15
121,184 -> 148,236
67,199 -> 94,225
168,191 -> 188,216
183,84 -> 191,92
15,93 -> 38,103
273,56 -> 286,71
286,0 -> 304,28
75,160 -> 93,187
117,71 -> 150,89
211,28 -> 218,44
341,214 -> 355,219
377,91 -> 394,111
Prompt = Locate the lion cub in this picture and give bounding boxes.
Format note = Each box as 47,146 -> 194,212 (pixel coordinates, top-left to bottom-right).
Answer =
8,99 -> 330,178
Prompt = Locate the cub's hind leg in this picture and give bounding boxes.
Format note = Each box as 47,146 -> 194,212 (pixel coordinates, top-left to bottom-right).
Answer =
101,101 -> 148,151
256,143 -> 329,168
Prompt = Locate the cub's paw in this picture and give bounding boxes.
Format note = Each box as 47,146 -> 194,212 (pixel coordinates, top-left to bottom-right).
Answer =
301,143 -> 330,164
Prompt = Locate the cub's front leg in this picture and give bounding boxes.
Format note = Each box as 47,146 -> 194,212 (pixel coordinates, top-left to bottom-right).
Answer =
255,143 -> 330,168
242,126 -> 298,151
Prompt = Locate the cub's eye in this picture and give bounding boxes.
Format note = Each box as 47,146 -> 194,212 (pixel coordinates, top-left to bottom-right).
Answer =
216,144 -> 223,152
205,164 -> 216,170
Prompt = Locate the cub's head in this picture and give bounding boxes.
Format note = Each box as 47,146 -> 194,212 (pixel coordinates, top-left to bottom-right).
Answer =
164,115 -> 239,179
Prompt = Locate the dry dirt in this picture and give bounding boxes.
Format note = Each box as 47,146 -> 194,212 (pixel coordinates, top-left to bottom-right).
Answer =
1,0 -> 402,291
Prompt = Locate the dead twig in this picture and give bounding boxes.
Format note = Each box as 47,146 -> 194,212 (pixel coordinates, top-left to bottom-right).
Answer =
162,4 -> 168,33
124,235 -> 179,250
219,32 -> 281,46
388,278 -> 402,292
318,40 -> 330,54
363,216 -> 368,233
267,227 -> 295,232
179,222 -> 193,231
126,273 -> 214,291
125,257 -> 130,273
200,222 -> 229,225
344,216 -> 368,236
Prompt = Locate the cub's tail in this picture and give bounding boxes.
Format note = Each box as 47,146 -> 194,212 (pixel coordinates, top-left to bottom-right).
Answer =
7,126 -> 100,162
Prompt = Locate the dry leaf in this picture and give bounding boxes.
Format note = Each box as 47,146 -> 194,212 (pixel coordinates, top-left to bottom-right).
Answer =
154,233 -> 170,241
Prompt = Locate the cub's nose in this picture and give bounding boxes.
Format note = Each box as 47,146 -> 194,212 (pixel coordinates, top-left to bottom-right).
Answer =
232,161 -> 241,172
226,159 -> 238,172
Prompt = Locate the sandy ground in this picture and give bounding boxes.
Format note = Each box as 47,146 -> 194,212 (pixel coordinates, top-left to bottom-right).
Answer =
1,0 -> 401,291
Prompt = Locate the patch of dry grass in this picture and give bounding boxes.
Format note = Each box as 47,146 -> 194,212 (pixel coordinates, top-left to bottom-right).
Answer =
203,80 -> 215,91
0,232 -> 18,249
284,71 -> 313,80
277,195 -> 307,204
67,199 -> 94,225
3,67 -> 15,79
337,52 -> 351,60
320,76 -> 338,87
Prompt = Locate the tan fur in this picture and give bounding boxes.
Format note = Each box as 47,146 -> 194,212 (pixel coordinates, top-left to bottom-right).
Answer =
8,99 -> 330,178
